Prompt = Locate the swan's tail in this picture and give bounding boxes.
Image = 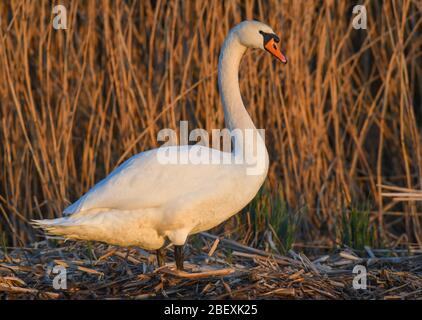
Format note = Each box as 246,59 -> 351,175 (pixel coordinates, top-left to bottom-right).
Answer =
31,217 -> 87,240
31,209 -> 163,248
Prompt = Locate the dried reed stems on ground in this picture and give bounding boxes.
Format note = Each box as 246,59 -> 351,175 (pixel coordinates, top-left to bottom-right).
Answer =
0,1 -> 421,249
1,237 -> 422,299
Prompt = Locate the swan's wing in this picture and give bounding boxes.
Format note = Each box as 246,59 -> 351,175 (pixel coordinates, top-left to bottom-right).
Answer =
64,145 -> 238,215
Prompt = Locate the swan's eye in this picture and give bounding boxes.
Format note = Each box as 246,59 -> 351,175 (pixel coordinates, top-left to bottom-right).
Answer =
260,31 -> 280,46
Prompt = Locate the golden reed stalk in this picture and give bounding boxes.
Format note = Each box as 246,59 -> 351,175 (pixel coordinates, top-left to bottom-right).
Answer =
0,0 -> 421,247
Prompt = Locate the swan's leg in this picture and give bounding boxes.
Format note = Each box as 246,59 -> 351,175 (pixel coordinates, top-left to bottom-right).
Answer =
156,247 -> 166,267
174,245 -> 184,270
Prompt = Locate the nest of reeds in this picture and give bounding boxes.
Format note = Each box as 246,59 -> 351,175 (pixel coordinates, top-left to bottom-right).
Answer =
1,233 -> 421,300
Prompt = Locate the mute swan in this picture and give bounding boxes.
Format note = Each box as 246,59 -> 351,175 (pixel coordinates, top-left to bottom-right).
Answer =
33,20 -> 287,270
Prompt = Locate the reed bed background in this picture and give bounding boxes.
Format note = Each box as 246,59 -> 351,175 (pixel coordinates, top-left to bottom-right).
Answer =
0,0 -> 421,250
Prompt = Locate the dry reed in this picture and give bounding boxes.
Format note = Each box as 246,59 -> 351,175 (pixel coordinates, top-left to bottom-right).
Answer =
0,1 -> 421,248
1,236 -> 422,299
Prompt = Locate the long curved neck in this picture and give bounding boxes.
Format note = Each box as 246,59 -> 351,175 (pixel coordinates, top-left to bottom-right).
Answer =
218,33 -> 255,131
218,32 -> 269,176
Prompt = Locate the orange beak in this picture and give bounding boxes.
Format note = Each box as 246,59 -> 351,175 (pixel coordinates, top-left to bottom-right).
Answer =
264,38 -> 287,64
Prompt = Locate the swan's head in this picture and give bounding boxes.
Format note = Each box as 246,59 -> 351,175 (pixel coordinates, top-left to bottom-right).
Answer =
234,20 -> 287,64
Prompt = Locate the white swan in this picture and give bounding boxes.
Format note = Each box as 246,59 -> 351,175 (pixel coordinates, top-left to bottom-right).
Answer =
33,20 -> 287,270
